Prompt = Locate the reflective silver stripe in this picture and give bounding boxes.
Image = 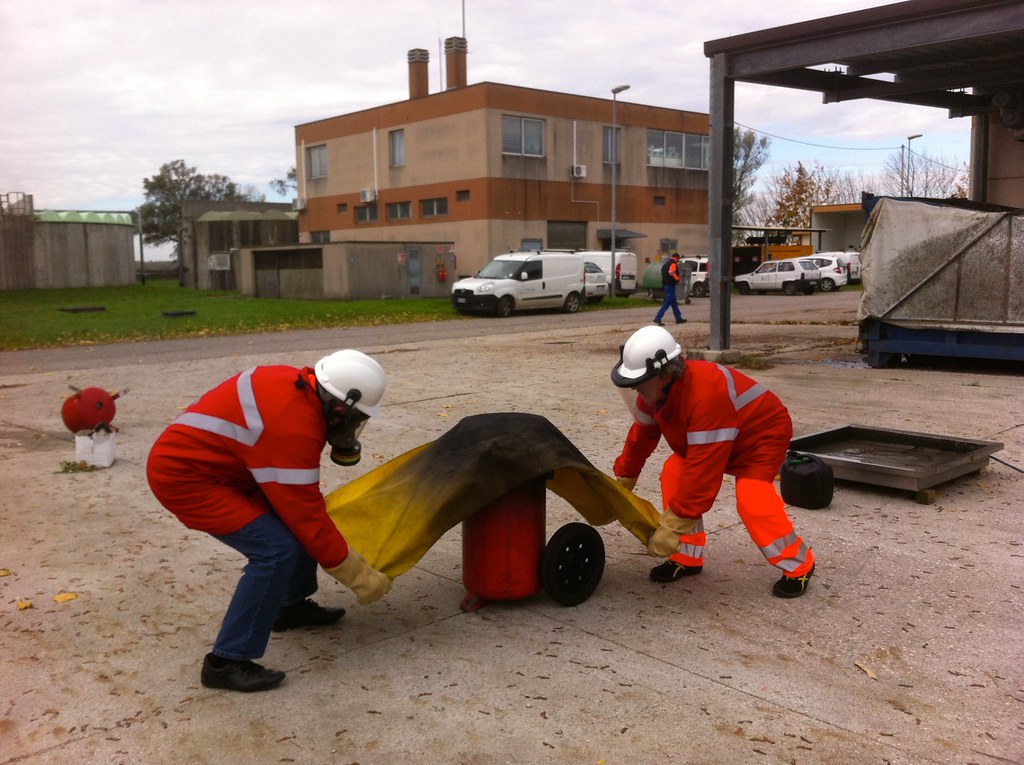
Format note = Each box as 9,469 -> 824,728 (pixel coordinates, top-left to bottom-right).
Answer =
679,542 -> 704,558
760,532 -> 811,572
635,409 -> 656,426
716,364 -> 767,411
687,428 -> 738,445
249,466 -> 320,485
674,518 -> 704,558
774,546 -> 808,573
761,531 -> 798,559
173,367 -> 265,447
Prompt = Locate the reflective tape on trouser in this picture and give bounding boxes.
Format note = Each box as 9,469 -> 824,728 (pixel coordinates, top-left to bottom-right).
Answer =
760,532 -> 812,573
735,476 -> 814,576
669,518 -> 705,566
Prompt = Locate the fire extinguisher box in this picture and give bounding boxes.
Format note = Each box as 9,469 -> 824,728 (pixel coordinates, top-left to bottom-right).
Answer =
75,428 -> 117,468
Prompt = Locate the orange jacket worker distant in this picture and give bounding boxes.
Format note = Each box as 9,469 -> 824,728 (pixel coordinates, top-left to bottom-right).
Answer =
653,252 -> 685,326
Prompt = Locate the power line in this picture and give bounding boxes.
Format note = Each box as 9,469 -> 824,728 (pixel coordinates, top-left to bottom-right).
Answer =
736,121 -> 966,173
735,121 -> 899,151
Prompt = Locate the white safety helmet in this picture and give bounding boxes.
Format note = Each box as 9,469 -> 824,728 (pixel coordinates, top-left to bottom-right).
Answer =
314,350 -> 386,417
610,326 -> 682,387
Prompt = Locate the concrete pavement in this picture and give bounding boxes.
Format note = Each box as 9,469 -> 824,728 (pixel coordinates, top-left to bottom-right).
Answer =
1,294 -> 1021,764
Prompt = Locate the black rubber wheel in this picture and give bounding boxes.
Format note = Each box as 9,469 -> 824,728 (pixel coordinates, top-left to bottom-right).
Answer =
495,296 -> 514,318
562,292 -> 581,313
689,281 -> 707,298
736,282 -> 751,295
783,281 -> 798,296
540,523 -> 605,606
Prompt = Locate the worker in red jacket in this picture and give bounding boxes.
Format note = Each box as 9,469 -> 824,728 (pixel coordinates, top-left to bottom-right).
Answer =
147,350 -> 391,692
610,326 -> 815,598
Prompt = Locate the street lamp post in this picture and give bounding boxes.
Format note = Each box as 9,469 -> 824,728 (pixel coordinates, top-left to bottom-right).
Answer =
610,84 -> 630,299
902,133 -> 922,197
906,133 -> 922,197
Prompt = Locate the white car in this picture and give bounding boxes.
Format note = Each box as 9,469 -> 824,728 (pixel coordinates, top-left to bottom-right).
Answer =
734,259 -> 821,295
583,261 -> 608,303
808,255 -> 849,292
681,257 -> 710,297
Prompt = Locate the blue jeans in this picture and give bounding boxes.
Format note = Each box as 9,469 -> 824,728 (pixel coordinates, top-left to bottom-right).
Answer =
655,283 -> 683,323
210,513 -> 319,660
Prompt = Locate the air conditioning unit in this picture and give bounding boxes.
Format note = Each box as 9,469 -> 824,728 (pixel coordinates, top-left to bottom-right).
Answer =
570,164 -> 587,179
291,197 -> 306,211
359,188 -> 377,203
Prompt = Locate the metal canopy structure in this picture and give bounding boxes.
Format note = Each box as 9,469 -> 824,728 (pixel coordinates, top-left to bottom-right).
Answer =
702,0 -> 1024,351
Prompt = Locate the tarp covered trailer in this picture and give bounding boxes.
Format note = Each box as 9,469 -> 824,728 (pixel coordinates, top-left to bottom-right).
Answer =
857,199 -> 1024,368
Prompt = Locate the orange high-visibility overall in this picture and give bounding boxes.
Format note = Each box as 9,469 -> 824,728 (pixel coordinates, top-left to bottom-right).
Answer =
146,365 -> 349,568
614,360 -> 813,576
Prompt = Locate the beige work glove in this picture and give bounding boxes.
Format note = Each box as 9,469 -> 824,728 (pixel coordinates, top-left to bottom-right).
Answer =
647,510 -> 698,558
615,475 -> 638,492
324,550 -> 392,604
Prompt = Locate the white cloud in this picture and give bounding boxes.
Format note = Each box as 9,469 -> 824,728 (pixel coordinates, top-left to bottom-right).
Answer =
0,0 -> 971,211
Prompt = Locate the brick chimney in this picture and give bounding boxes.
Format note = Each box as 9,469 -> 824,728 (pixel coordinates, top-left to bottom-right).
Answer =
444,37 -> 467,90
408,48 -> 430,99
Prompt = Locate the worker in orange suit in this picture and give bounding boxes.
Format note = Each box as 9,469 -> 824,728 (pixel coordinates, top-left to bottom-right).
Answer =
147,350 -> 392,692
610,326 -> 815,598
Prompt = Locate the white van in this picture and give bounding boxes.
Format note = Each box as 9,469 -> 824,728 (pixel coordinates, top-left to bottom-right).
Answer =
573,250 -> 637,294
681,256 -> 710,297
451,251 -> 585,317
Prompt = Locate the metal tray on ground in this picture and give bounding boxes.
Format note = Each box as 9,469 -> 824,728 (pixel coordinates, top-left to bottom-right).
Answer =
788,425 -> 1003,499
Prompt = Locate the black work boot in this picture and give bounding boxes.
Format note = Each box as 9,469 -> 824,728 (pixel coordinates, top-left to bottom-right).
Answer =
272,599 -> 346,632
201,654 -> 285,692
772,564 -> 815,599
649,560 -> 703,583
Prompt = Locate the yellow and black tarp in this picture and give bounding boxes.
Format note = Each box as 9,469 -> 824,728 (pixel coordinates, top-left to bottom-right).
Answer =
325,413 -> 660,578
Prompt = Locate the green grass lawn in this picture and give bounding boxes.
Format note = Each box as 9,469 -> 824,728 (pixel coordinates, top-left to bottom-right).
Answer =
0,280 -> 637,351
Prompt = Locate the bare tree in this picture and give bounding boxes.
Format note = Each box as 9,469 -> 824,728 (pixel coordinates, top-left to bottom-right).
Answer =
732,129 -> 771,220
882,150 -> 967,197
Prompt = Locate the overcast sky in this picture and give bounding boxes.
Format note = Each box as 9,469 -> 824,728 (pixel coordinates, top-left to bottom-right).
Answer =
2,0 -> 970,217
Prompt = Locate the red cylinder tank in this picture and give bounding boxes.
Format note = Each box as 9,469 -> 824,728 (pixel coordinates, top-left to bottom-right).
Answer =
461,477 -> 546,608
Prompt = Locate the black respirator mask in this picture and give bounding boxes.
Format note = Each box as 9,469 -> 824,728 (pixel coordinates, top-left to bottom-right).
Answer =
317,382 -> 370,467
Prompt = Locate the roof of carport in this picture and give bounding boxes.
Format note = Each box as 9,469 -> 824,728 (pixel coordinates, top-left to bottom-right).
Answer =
700,0 -> 1024,352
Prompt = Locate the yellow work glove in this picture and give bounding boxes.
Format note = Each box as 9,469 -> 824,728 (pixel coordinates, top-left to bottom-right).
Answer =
324,550 -> 392,604
616,475 -> 638,492
647,510 -> 698,558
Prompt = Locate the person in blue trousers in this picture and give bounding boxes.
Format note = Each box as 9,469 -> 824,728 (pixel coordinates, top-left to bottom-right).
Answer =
654,251 -> 686,325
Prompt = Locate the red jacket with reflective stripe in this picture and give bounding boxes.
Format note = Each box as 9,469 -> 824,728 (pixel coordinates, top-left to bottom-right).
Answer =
146,365 -> 348,567
613,361 -> 791,518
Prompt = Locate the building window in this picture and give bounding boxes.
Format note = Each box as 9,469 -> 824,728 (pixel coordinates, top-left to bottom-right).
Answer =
521,238 -> 543,251
386,201 -> 412,220
307,145 -> 327,178
336,203 -> 348,213
355,205 -> 378,223
602,126 -> 620,163
647,130 -> 709,170
310,230 -> 330,243
653,195 -> 666,206
389,129 -> 405,167
456,189 -> 470,202
420,197 -> 448,217
502,116 -> 544,156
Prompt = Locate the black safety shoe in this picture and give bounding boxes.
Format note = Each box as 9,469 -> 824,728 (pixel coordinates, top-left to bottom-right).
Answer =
772,564 -> 815,599
649,560 -> 703,583
201,654 -> 285,692
272,599 -> 346,632
675,318 -> 687,324
653,320 -> 665,326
